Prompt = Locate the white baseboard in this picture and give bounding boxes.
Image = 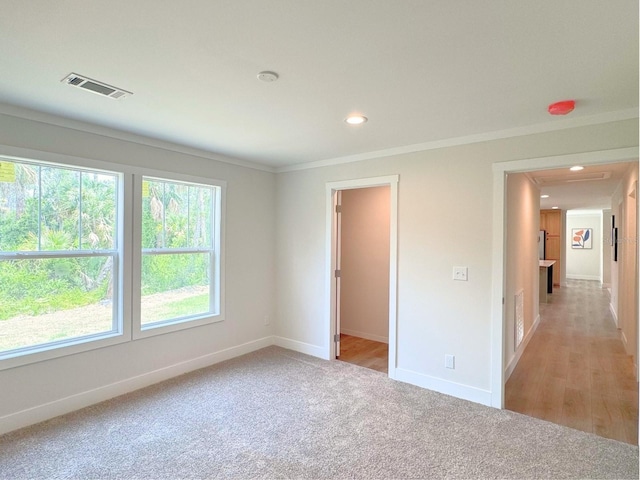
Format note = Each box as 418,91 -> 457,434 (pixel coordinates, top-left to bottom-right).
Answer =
394,368 -> 492,407
566,274 -> 601,281
620,330 -> 629,351
0,336 -> 275,436
609,303 -> 618,327
274,336 -> 327,359
340,328 -> 388,344
504,314 -> 541,381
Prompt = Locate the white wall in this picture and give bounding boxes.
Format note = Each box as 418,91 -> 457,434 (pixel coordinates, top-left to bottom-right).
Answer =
339,187 -> 390,343
566,211 -> 602,281
602,209 -> 612,287
611,162 -> 639,372
611,200 -> 621,325
0,108 -> 277,433
504,173 -> 540,377
276,119 -> 638,405
560,210 -> 568,287
1,104 -> 637,431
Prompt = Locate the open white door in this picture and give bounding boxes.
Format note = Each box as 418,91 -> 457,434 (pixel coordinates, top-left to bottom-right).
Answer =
335,190 -> 342,357
325,175 -> 399,378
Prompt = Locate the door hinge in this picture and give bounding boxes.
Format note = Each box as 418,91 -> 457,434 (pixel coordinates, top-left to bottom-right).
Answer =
335,204 -> 342,213
502,297 -> 505,305
334,269 -> 341,278
334,334 -> 340,343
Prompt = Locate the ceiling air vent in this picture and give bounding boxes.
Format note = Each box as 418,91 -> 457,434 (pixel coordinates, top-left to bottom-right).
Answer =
533,172 -> 611,185
61,73 -> 132,99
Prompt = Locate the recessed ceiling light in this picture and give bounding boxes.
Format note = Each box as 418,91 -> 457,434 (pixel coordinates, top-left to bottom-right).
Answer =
552,206 -> 559,209
345,114 -> 368,125
257,71 -> 279,82
541,194 -> 549,199
569,165 -> 584,171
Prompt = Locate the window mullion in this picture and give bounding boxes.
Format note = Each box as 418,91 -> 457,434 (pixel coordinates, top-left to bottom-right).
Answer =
0,250 -> 116,260
141,247 -> 211,255
187,185 -> 191,247
37,165 -> 42,251
78,171 -> 83,250
162,182 -> 166,248
129,174 -> 142,340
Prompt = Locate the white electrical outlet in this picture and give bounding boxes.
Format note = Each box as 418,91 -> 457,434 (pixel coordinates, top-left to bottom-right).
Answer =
453,266 -> 468,281
263,315 -> 270,326
445,354 -> 455,369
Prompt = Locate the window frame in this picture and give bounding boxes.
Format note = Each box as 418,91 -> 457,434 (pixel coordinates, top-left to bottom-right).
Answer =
0,152 -> 132,371
0,147 -> 225,371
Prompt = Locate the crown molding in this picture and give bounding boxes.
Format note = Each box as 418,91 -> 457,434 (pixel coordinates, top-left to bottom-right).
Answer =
277,108 -> 639,173
0,103 -> 276,173
1,102 -> 636,176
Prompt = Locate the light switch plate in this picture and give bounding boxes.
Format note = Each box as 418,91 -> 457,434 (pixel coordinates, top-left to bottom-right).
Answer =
445,354 -> 455,369
453,266 -> 468,281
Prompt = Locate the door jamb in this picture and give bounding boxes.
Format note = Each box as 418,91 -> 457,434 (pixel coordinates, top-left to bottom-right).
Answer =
325,175 -> 399,379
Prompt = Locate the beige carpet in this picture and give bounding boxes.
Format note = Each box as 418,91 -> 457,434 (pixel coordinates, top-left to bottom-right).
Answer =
0,346 -> 638,479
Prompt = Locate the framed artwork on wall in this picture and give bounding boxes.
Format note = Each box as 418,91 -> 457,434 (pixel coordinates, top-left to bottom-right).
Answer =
614,227 -> 618,261
571,228 -> 592,249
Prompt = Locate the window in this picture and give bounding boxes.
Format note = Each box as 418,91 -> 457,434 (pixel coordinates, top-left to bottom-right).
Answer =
0,153 -> 225,368
0,158 -> 122,359
138,176 -> 221,331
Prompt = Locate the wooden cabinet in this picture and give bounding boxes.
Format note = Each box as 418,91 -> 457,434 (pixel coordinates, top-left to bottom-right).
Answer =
540,209 -> 562,286
540,210 -> 561,236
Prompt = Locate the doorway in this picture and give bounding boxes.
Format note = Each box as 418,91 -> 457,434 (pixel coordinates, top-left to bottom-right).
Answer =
325,175 -> 399,379
490,147 -> 638,407
493,151 -> 639,443
336,186 -> 390,373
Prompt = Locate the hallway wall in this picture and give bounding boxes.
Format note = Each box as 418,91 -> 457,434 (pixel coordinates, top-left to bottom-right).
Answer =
602,209 -> 612,288
611,162 -> 639,373
505,172 -> 540,376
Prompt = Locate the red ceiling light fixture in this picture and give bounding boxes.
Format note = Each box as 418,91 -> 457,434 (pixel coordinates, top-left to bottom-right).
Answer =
548,100 -> 575,115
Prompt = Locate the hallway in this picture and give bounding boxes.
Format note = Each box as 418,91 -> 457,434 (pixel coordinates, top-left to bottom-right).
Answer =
505,279 -> 638,444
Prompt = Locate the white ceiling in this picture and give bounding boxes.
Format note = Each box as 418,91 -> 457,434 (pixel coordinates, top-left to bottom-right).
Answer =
0,1 -> 637,171
528,162 -> 635,211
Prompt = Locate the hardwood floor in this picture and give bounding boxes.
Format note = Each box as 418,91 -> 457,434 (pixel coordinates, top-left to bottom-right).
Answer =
505,279 -> 639,445
338,334 -> 388,373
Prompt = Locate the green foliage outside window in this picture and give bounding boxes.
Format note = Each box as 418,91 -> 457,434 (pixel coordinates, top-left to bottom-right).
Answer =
0,162 -> 117,321
1,160 -> 217,353
140,178 -> 214,324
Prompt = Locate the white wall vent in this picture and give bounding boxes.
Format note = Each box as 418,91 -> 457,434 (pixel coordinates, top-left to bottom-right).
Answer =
514,289 -> 524,349
533,172 -> 611,185
61,73 -> 132,99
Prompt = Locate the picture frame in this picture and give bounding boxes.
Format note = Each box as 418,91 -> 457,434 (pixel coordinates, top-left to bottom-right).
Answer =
614,227 -> 618,261
571,228 -> 592,249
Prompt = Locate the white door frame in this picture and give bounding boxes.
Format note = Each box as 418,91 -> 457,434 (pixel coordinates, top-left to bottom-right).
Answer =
325,175 -> 399,378
490,147 -> 638,408
334,190 -> 342,357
